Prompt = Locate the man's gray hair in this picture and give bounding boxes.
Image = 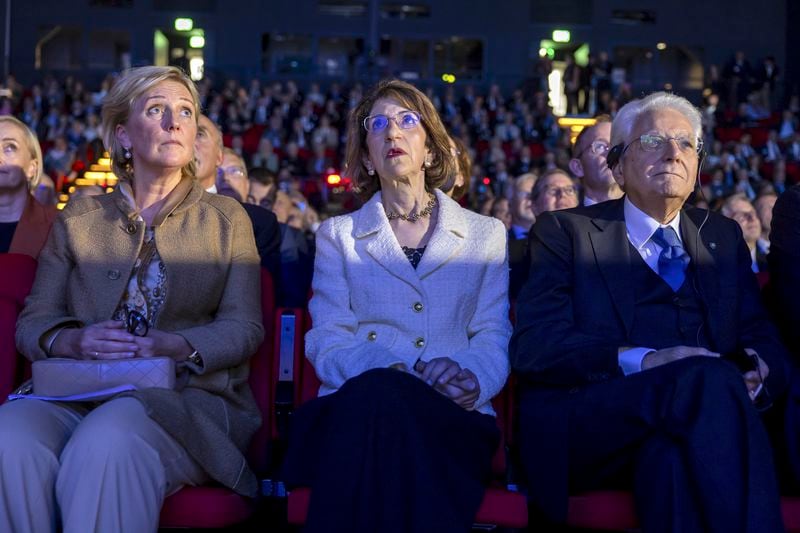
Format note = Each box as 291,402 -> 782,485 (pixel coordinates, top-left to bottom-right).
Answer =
610,92 -> 703,149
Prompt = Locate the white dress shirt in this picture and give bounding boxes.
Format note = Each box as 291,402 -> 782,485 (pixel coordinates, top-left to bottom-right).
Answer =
618,196 -> 684,375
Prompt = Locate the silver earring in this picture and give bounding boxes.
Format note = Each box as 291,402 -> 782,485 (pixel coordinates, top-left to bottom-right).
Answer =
367,168 -> 375,176
123,147 -> 131,159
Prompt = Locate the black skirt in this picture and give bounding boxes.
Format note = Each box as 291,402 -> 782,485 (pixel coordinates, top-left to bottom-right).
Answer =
283,367 -> 499,533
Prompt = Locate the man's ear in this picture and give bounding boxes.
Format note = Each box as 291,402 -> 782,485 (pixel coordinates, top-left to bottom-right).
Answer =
568,157 -> 584,178
612,159 -> 625,189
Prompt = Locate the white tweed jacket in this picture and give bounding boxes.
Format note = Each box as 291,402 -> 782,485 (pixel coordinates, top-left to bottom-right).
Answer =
305,188 -> 511,415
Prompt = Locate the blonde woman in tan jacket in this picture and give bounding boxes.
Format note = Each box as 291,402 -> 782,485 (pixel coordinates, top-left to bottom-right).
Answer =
1,66 -> 263,533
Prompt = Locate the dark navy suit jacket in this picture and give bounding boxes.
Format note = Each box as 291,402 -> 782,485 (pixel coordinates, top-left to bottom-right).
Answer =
510,197 -> 790,520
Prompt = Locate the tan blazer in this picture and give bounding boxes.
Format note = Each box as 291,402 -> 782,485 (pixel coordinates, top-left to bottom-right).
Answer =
306,189 -> 511,415
16,179 -> 264,496
8,195 -> 57,259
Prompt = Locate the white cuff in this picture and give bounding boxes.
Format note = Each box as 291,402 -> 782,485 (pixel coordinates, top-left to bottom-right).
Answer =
618,347 -> 655,375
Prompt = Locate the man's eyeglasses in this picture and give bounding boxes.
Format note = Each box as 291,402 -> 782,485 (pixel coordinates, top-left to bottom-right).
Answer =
635,134 -> 703,155
576,140 -> 610,158
731,211 -> 759,224
543,185 -> 578,198
125,308 -> 149,337
363,111 -> 421,133
221,166 -> 246,177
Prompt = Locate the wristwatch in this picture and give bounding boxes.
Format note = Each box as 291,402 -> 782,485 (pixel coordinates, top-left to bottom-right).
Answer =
187,349 -> 204,368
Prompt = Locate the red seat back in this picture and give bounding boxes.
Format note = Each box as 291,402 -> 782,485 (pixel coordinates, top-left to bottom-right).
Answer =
0,254 -> 37,400
244,268 -> 275,474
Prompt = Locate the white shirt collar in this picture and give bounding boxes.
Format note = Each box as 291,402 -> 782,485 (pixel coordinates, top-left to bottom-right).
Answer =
206,184 -> 218,194
623,195 -> 682,251
583,195 -> 598,206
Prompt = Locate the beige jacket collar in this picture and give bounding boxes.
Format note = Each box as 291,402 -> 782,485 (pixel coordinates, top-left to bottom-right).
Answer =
113,177 -> 200,226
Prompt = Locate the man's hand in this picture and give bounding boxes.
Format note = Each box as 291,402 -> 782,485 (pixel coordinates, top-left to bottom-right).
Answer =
641,346 -> 720,370
743,348 -> 769,400
415,358 -> 481,410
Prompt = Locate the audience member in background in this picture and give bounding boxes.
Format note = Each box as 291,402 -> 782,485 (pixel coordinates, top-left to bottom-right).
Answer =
1,65 -> 265,533
250,137 -> 279,173
509,173 -> 537,240
247,166 -> 278,209
569,116 -> 623,205
734,167 -> 757,200
772,159 -> 788,195
489,196 -> 512,230
511,91 -> 788,532
195,114 -> 223,192
530,168 -> 579,217
205,130 -> 281,285
754,193 -> 777,251
283,79 -> 510,533
722,193 -> 769,273
762,130 -> 783,163
508,173 -> 537,299
42,135 -> 74,177
0,115 -> 56,257
441,136 -> 471,201
262,187 -> 314,307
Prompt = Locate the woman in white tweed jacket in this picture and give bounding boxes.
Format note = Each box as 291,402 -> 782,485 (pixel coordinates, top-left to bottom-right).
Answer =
283,79 -> 511,533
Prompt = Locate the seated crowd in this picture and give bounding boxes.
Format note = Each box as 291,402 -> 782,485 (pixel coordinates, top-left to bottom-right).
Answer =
0,60 -> 800,533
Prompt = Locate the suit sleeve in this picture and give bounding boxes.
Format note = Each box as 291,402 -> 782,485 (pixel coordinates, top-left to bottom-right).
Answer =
447,219 -> 511,409
304,218 -> 419,389
728,220 -> 791,395
253,207 -> 282,290
509,212 -> 622,386
768,186 -> 800,358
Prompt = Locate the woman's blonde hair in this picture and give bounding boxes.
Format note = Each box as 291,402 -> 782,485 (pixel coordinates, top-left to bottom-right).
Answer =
344,79 -> 456,200
0,115 -> 43,189
101,66 -> 200,181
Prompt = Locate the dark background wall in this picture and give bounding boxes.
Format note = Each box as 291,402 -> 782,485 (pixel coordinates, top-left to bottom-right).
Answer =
1,0 -> 793,101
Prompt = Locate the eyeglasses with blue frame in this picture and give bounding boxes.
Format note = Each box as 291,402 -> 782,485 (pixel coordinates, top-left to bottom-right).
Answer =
363,111 -> 422,133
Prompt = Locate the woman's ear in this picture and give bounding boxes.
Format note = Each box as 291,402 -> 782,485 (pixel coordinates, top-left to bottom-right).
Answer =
361,155 -> 374,173
25,159 -> 38,182
115,124 -> 130,152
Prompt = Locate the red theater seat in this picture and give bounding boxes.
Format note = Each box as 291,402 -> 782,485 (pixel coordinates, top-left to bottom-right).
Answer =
0,254 -> 37,401
159,268 -> 275,528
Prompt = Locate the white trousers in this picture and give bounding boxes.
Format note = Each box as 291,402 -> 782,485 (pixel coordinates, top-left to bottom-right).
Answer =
0,397 -> 207,533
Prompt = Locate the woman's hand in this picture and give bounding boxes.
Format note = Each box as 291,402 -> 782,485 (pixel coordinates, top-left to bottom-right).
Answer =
415,358 -> 481,410
131,328 -> 193,361
52,320 -> 139,360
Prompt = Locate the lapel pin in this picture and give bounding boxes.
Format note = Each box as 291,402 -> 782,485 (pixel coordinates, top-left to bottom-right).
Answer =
709,242 -> 717,250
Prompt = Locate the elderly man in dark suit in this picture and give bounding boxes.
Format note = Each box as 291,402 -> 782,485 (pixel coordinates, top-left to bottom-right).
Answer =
511,92 -> 790,532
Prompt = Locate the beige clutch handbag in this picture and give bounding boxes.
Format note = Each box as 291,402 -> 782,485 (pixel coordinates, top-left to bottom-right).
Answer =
32,357 -> 176,397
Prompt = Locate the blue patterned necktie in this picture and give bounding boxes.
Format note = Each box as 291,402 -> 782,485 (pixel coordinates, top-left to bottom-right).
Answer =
650,226 -> 690,291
